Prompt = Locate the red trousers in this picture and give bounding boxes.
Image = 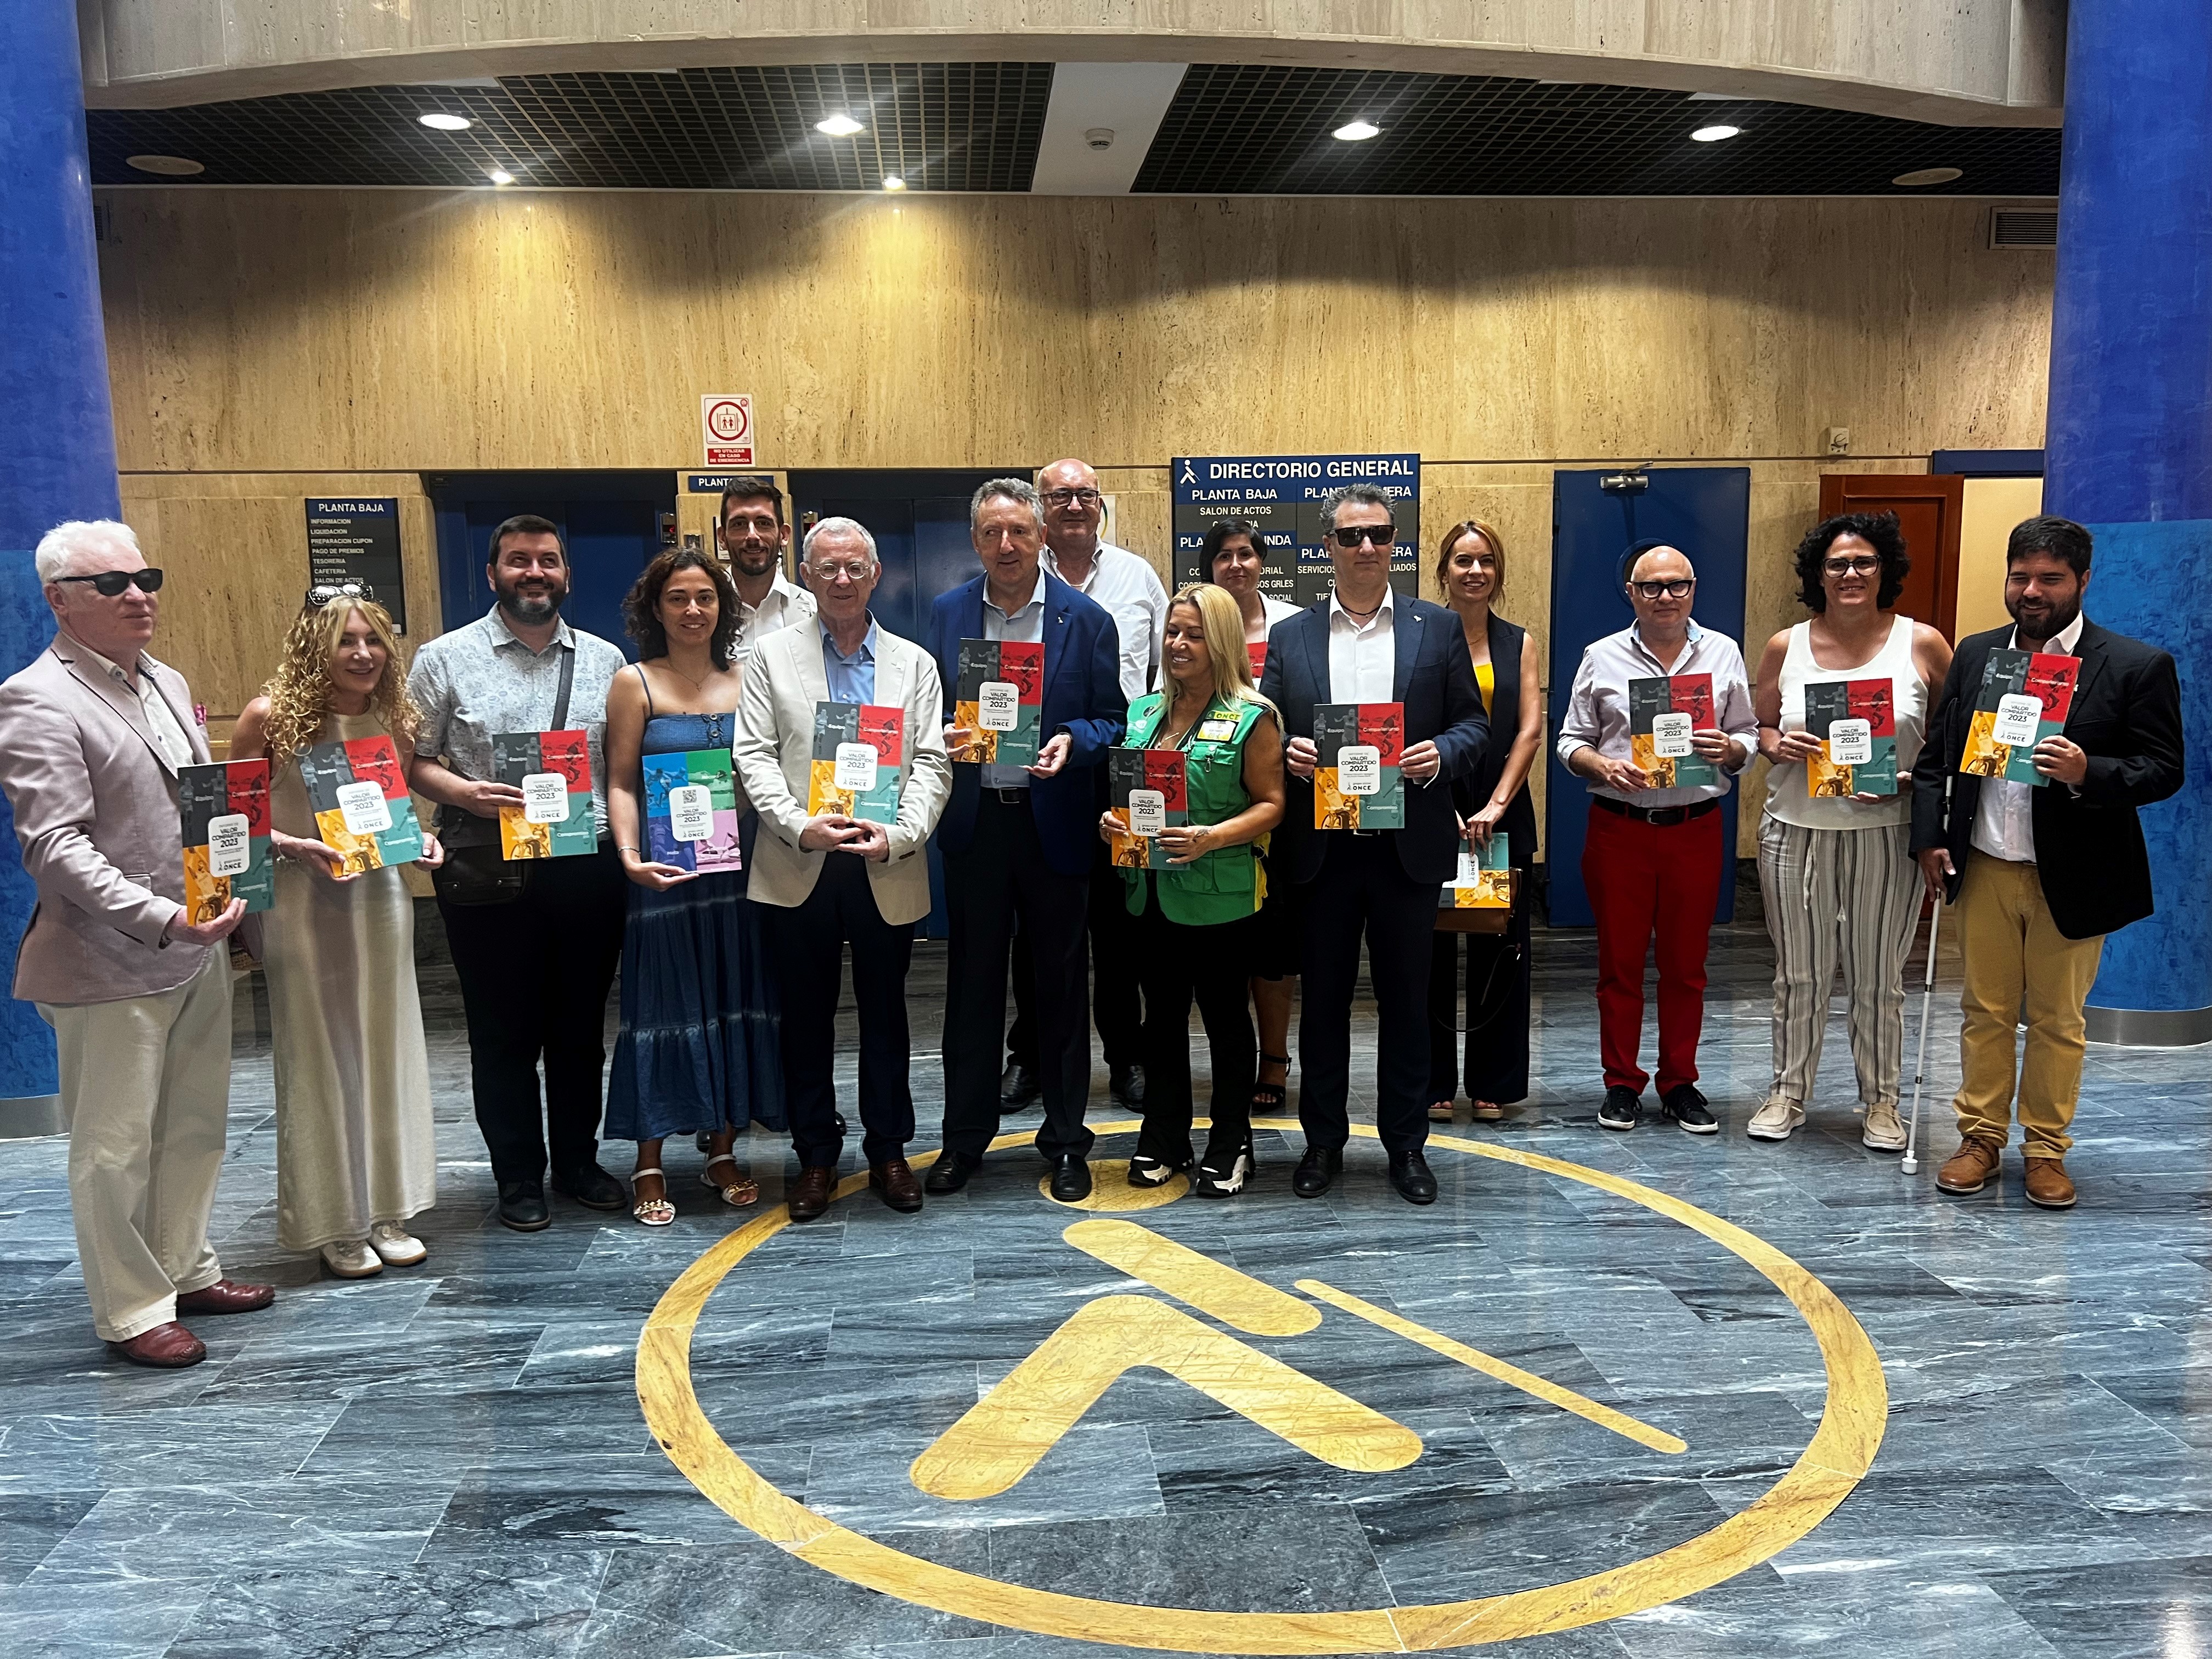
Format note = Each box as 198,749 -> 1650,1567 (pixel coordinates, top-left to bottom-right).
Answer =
1581,800 -> 1725,1096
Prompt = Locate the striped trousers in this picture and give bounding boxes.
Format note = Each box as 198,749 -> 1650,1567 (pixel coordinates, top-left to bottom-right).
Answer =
1756,816 -> 1922,1109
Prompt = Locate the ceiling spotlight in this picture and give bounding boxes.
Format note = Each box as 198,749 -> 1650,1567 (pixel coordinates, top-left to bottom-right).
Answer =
816,113 -> 865,137
487,167 -> 516,185
1892,166 -> 1964,188
1332,120 -> 1381,142
1690,124 -> 1741,143
417,112 -> 472,131
882,176 -> 906,192
126,154 -> 204,176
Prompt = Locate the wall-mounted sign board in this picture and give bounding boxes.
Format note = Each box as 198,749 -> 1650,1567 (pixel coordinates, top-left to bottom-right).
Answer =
305,498 -> 406,633
1171,453 -> 1421,608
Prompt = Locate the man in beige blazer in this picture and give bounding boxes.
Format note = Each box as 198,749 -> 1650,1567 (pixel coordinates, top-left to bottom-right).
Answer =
0,520 -> 273,1367
735,517 -> 952,1221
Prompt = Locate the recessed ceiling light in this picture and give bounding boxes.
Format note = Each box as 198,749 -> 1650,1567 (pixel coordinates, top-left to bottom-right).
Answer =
487,167 -> 516,185
816,114 -> 865,137
1893,166 -> 1964,188
417,112 -> 472,131
882,176 -> 906,192
1690,124 -> 1741,143
125,154 -> 204,176
1332,120 -> 1381,142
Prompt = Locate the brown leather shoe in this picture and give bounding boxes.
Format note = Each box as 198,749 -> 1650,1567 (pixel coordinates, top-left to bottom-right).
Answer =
175,1278 -> 275,1315
109,1322 -> 207,1368
870,1159 -> 924,1214
2024,1157 -> 2078,1209
1936,1136 -> 2004,1195
787,1166 -> 836,1222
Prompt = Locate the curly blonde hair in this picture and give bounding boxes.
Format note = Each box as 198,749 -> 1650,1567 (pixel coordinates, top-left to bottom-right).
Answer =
259,596 -> 420,767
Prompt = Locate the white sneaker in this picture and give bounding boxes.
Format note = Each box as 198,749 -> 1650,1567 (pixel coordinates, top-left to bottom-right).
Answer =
1746,1094 -> 1804,1142
368,1222 -> 427,1266
321,1239 -> 383,1278
1861,1101 -> 1908,1152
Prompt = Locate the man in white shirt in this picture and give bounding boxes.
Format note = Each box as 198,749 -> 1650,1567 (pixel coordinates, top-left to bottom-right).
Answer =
719,479 -> 815,667
1003,459 -> 1169,1113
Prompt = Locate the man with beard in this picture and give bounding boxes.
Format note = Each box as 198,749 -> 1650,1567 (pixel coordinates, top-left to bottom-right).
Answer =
408,515 -> 631,1231
1912,515 -> 2183,1209
719,480 -> 814,666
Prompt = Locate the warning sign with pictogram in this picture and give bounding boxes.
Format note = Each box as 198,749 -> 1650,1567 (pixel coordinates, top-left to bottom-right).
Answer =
700,394 -> 755,467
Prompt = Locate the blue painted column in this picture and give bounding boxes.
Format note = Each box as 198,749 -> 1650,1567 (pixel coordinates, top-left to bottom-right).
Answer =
2043,0 -> 2212,1046
0,2 -> 120,1111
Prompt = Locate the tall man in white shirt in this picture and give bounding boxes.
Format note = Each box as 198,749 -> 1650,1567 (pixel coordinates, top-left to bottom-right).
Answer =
1557,541 -> 1759,1136
719,479 -> 815,666
1002,458 -> 1169,1111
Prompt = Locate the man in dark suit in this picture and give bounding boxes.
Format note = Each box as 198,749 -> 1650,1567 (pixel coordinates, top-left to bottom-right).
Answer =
1260,484 -> 1490,1204
924,478 -> 1127,1201
1911,514 -> 2183,1210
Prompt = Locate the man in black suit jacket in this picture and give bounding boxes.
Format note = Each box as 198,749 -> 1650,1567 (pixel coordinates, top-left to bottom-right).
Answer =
1910,515 -> 2183,1210
1259,484 -> 1489,1204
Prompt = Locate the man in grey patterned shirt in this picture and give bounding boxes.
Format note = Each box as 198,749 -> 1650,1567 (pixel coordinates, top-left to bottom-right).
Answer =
407,515 -> 631,1232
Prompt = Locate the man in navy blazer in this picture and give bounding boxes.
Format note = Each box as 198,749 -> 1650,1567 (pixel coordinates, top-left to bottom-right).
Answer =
924,478 -> 1127,1201
1260,484 -> 1489,1204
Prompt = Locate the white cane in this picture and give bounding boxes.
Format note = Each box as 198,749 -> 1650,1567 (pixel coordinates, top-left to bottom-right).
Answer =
1900,896 -> 1945,1176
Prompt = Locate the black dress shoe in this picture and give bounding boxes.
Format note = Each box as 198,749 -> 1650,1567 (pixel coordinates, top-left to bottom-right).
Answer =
552,1165 -> 627,1211
1048,1154 -> 1093,1202
923,1152 -> 983,1194
999,1060 -> 1041,1111
1293,1146 -> 1342,1198
1389,1149 -> 1438,1205
1110,1065 -> 1147,1109
496,1180 -> 551,1232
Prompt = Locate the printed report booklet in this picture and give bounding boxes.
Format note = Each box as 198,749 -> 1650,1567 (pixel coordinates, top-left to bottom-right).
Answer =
1313,702 -> 1406,831
1627,673 -> 1718,789
1962,648 -> 2079,787
491,729 -> 596,859
643,748 -> 744,872
1804,679 -> 1899,798
300,734 -> 426,873
1108,748 -> 1188,870
950,639 -> 1043,766
808,702 -> 905,825
1438,834 -> 1513,911
178,758 -> 275,919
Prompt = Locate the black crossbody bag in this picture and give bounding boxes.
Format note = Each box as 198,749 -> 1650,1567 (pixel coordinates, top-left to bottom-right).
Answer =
430,644 -> 577,908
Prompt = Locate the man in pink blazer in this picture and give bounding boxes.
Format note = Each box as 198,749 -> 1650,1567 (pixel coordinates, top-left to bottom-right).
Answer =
0,520 -> 273,1367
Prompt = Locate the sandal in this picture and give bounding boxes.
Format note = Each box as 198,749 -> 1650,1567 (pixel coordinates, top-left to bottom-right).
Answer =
703,1153 -> 760,1209
1250,1053 -> 1293,1115
1427,1101 -> 1455,1122
1471,1099 -> 1505,1121
631,1168 -> 675,1228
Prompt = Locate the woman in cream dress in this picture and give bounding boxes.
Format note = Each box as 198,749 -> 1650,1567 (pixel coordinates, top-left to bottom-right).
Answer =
230,591 -> 444,1277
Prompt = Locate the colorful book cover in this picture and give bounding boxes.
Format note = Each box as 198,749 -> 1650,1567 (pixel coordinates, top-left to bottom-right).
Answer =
809,703 -> 906,825
1962,648 -> 2079,787
950,638 -> 1043,766
1438,834 -> 1513,910
178,758 -> 275,919
1627,673 -> 1718,789
299,734 -> 425,873
1314,702 -> 1406,830
1804,679 -> 1899,799
642,748 -> 744,872
1108,748 -> 1188,871
1246,641 -> 1269,681
492,729 -> 596,860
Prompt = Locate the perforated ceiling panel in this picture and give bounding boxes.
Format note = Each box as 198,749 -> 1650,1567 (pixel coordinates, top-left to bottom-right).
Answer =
1132,66 -> 2059,197
87,65 -> 1054,191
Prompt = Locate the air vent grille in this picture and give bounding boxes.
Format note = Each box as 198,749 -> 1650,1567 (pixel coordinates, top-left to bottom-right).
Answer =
1989,206 -> 2058,248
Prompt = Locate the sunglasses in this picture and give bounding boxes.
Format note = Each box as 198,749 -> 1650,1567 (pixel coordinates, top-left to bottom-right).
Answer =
54,568 -> 164,597
1329,525 -> 1397,549
307,581 -> 375,608
1630,578 -> 1696,600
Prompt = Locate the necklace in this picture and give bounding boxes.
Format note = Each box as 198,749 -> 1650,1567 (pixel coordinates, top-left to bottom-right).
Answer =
665,659 -> 711,693
1336,592 -> 1385,622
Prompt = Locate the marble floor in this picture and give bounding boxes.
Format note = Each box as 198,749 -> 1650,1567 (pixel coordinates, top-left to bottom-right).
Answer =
3,893 -> 2210,1658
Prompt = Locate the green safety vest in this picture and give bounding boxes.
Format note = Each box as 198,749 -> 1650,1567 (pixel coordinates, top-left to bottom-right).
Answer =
1118,691 -> 1267,928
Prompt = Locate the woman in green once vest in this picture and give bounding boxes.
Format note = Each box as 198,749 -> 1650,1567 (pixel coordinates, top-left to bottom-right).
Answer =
1098,583 -> 1284,1197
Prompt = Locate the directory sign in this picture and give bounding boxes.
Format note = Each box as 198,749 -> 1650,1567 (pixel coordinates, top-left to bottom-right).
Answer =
305,498 -> 406,632
1170,453 -> 1420,608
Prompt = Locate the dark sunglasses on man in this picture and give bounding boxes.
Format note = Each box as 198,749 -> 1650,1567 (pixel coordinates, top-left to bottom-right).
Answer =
306,581 -> 375,608
1329,524 -> 1396,549
53,568 -> 165,597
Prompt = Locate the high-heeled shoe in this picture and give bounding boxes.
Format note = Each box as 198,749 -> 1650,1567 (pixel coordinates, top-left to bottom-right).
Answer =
1249,1053 -> 1293,1115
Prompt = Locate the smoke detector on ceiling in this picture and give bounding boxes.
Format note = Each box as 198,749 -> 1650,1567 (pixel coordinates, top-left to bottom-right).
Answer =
1084,128 -> 1115,150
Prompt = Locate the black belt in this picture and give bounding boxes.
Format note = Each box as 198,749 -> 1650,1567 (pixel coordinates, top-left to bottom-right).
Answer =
1592,794 -> 1719,827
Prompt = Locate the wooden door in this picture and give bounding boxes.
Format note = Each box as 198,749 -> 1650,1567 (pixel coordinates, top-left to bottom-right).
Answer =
1816,473 -> 1965,640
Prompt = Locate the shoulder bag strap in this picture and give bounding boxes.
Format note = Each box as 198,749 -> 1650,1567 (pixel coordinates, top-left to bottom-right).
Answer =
551,642 -> 578,732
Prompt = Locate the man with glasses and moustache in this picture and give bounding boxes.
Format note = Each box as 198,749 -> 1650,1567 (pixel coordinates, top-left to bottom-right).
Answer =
408,515 -> 631,1231
1000,458 -> 1169,1114
718,479 -> 815,666
1558,541 -> 1758,1137
1260,484 -> 1489,1205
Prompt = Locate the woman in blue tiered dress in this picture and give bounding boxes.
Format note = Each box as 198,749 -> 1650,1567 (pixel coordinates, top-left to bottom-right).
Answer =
603,549 -> 784,1224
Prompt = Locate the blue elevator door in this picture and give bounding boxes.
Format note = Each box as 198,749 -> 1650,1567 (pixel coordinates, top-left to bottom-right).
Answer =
1544,468 -> 1751,928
